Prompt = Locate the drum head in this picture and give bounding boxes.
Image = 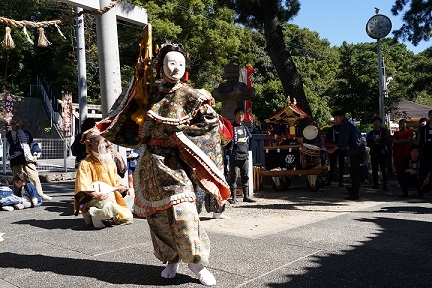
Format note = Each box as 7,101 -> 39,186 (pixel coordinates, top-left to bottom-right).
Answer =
303,125 -> 319,140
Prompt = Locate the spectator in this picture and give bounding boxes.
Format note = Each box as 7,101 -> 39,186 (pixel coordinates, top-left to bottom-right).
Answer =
415,117 -> 428,145
397,144 -> 430,198
227,107 -> 256,204
5,115 -> 52,201
366,116 -> 392,190
71,118 -> 96,168
13,172 -> 42,208
325,121 -> 345,186
417,110 -> 432,165
74,127 -> 133,229
126,148 -> 140,192
360,140 -> 371,184
0,179 -> 27,211
327,110 -> 365,200
392,119 -> 414,174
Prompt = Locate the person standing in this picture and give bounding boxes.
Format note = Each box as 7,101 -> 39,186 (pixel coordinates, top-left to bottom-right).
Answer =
327,110 -> 365,200
227,107 -> 256,204
5,115 -> 52,201
366,116 -> 392,190
118,43 -> 229,286
126,148 -> 140,192
325,122 -> 345,186
415,117 -> 428,145
418,110 -> 432,165
392,119 -> 414,174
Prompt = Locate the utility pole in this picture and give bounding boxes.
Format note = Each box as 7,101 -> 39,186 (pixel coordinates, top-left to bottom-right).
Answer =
54,0 -> 147,117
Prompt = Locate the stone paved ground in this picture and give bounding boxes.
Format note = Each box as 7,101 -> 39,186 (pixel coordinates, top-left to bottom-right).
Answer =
200,174 -> 411,238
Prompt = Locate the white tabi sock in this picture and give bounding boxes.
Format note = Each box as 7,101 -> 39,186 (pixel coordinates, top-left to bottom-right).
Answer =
188,263 -> 216,286
161,262 -> 179,279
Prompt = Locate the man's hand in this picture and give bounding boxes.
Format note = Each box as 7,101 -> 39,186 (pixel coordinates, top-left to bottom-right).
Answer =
116,185 -> 129,195
93,192 -> 108,201
405,168 -> 417,175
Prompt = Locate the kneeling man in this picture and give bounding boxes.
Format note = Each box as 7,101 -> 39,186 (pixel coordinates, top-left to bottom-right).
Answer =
74,126 -> 133,228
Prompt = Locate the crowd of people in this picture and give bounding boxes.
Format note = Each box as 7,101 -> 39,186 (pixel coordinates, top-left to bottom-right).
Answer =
326,110 -> 432,200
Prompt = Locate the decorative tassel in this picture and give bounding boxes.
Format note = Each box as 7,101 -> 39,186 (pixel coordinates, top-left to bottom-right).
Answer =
22,27 -> 34,45
37,27 -> 52,47
1,27 -> 15,49
55,24 -> 66,39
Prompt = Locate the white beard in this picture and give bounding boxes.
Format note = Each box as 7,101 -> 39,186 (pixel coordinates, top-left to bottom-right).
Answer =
92,141 -> 114,166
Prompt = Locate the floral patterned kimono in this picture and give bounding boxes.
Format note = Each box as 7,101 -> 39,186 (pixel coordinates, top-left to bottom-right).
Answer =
98,80 -> 229,264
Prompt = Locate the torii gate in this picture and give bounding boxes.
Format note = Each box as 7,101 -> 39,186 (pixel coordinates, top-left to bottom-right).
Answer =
56,0 -> 147,118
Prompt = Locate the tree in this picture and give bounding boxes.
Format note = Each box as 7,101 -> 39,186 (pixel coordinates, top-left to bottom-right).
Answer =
140,0 -> 255,91
329,39 -> 416,124
251,24 -> 337,126
408,48 -> 432,105
219,0 -> 312,116
391,0 -> 432,47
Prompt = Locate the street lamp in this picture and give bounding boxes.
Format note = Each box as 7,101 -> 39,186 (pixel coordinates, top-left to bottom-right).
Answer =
366,8 -> 392,127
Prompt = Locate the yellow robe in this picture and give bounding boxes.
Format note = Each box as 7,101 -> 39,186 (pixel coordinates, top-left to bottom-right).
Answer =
74,155 -> 133,223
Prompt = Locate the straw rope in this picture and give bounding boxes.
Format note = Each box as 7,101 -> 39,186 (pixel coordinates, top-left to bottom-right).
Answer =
0,0 -> 119,29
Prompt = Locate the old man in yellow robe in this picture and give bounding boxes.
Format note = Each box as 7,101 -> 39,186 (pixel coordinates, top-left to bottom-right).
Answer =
74,127 -> 133,229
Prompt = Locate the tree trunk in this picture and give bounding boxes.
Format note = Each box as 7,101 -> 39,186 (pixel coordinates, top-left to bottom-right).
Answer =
262,2 -> 312,116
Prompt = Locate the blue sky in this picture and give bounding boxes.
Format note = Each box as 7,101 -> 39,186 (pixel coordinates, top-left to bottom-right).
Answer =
291,0 -> 430,54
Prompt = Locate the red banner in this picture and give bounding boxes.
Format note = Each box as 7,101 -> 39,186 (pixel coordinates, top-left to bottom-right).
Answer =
62,91 -> 73,138
3,92 -> 14,134
239,65 -> 254,123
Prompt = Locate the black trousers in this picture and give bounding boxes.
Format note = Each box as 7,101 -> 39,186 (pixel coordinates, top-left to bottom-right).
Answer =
370,154 -> 388,186
229,158 -> 249,199
398,173 -> 428,196
328,149 -> 345,184
348,151 -> 364,197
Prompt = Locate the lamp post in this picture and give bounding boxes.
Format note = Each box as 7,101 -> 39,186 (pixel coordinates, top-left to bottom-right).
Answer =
366,9 -> 392,127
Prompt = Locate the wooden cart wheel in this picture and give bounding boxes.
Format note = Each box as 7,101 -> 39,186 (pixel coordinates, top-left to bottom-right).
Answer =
317,176 -> 326,188
272,179 -> 285,191
307,181 -> 320,192
272,177 -> 291,191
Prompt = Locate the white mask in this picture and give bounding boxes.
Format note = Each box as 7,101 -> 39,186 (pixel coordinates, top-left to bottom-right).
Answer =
163,51 -> 186,83
421,121 -> 427,126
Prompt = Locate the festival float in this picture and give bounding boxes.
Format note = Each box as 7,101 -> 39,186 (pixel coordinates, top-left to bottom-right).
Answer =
254,97 -> 329,192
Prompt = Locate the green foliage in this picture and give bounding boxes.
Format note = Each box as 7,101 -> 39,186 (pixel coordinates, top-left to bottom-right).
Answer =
0,0 -> 431,133
140,0 -> 255,91
40,119 -> 52,133
391,0 -> 432,47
